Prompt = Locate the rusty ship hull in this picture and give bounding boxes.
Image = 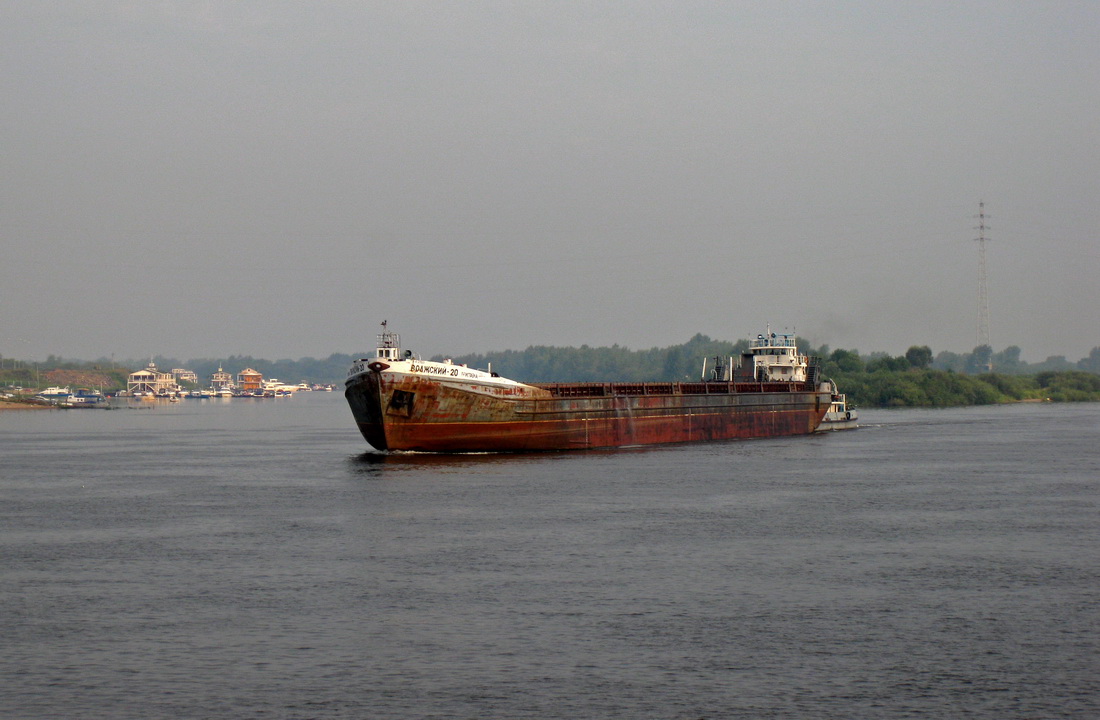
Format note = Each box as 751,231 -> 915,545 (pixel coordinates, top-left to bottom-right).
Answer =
346,324 -> 832,453
346,371 -> 831,453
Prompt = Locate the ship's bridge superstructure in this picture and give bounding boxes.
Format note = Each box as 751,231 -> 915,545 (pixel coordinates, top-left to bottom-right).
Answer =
374,322 -> 406,362
735,330 -> 813,383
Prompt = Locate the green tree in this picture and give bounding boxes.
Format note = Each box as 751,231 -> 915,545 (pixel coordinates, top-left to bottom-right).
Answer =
866,354 -> 909,373
1078,347 -> 1100,374
933,350 -> 965,372
993,345 -> 1023,372
905,345 -> 933,369
966,345 -> 993,373
829,349 -> 863,373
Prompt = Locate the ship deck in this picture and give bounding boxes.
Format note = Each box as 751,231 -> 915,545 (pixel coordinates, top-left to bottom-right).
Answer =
532,381 -> 817,398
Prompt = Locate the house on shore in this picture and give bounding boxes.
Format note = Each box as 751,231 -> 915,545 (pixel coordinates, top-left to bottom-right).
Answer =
173,368 -> 198,384
211,366 -> 233,391
236,368 -> 263,392
127,363 -> 177,395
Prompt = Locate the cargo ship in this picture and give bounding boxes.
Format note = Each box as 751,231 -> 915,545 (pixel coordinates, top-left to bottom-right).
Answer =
345,322 -> 834,453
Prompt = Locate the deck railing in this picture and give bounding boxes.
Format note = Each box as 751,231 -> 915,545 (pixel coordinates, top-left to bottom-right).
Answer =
534,381 -> 816,398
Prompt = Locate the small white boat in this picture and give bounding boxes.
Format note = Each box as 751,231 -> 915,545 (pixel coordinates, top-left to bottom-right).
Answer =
37,386 -> 73,400
818,389 -> 858,431
68,388 -> 107,406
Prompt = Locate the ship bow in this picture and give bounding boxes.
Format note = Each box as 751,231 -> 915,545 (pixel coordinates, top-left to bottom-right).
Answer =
345,372 -> 388,450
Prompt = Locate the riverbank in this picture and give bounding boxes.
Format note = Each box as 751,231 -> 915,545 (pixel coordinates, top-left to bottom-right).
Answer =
0,399 -> 52,411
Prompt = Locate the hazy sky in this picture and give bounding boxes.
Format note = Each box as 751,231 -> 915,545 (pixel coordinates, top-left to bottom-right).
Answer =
3,2 -> 1098,364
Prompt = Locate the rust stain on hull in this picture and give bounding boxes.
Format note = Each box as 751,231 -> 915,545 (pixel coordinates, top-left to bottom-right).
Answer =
346,373 -> 830,453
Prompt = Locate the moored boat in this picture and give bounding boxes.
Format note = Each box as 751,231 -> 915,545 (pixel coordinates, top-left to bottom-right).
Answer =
34,386 -> 107,407
36,386 -> 73,402
345,322 -> 834,453
67,388 -> 108,406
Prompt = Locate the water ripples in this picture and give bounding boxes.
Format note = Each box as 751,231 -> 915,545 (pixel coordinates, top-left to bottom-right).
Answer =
2,397 -> 1098,718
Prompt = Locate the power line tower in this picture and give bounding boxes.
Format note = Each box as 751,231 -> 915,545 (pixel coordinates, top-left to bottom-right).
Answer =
974,200 -> 992,371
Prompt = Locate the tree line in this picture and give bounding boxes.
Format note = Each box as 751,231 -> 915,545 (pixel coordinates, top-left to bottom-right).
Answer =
817,345 -> 1100,406
4,340 -> 1100,407
443,339 -> 1100,407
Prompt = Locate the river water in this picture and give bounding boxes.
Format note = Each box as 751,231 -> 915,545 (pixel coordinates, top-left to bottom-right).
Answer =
2,395 -> 1098,719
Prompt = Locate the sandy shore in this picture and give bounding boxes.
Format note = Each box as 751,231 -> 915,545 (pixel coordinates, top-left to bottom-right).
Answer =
0,401 -> 52,411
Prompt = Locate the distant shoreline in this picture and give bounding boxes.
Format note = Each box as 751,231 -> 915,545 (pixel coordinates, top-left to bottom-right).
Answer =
0,400 -> 51,411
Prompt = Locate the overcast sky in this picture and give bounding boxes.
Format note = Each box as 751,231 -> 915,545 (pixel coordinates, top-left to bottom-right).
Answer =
3,2 -> 1098,365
